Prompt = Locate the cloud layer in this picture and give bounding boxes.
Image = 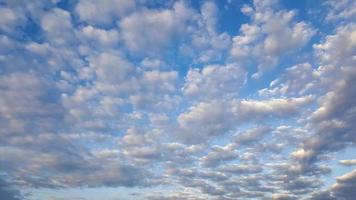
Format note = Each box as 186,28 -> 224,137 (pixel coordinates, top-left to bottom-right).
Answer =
0,0 -> 355,199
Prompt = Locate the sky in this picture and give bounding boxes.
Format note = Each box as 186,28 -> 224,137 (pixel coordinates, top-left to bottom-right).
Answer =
0,0 -> 355,199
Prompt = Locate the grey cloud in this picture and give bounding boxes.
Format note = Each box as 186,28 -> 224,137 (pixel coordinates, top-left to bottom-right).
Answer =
311,170 -> 356,200
220,164 -> 263,174
330,170 -> 356,199
234,126 -> 272,145
294,67 -> 356,175
0,72 -> 67,139
0,177 -> 22,200
199,144 -> 238,167
177,96 -> 310,144
177,101 -> 235,144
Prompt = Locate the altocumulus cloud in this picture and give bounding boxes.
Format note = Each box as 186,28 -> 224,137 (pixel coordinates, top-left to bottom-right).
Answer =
0,0 -> 355,200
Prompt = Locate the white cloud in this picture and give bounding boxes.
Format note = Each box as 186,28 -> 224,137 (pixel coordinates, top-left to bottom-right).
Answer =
120,1 -> 193,54
141,70 -> 178,93
200,144 -> 238,167
339,159 -> 356,166
231,96 -> 313,121
325,0 -> 356,21
41,8 -> 75,45
230,0 -> 315,78
78,25 -> 120,46
182,1 -> 231,63
177,101 -> 235,143
258,63 -> 319,97
314,24 -> 356,67
0,6 -> 20,33
183,64 -> 245,100
75,0 -> 135,25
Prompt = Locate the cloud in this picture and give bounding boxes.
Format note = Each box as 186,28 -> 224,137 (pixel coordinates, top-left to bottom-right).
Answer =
258,63 -> 318,97
231,96 -> 313,121
314,23 -> 356,67
77,25 -> 120,46
182,64 -> 246,100
0,176 -> 22,200
234,126 -> 272,145
75,0 -> 135,25
230,0 -> 315,78
199,144 -> 238,167
0,6 -> 22,34
41,8 -> 76,46
339,159 -> 356,166
182,1 -> 232,63
294,50 -> 356,175
0,0 -> 355,199
177,101 -> 235,143
324,0 -> 356,22
0,72 -> 66,138
177,96 -> 311,144
312,170 -> 356,200
120,1 -> 193,54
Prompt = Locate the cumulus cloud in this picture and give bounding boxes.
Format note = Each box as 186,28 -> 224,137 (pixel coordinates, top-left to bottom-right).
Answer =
314,23 -> 356,67
41,8 -> 76,46
312,170 -> 356,200
324,0 -> 356,22
75,0 -> 135,25
177,101 -> 235,143
181,1 -> 232,63
182,64 -> 246,100
0,72 -> 66,138
120,1 -> 193,54
230,0 -> 315,78
77,25 -> 120,46
0,0 -> 355,199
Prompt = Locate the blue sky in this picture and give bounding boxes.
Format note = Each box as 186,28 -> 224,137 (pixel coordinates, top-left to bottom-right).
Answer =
0,0 -> 355,200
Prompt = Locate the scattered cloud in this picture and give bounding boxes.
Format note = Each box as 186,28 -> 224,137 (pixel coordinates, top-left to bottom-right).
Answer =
0,0 -> 355,199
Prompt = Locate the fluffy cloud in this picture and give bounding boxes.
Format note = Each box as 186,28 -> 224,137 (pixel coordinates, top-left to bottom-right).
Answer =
177,101 -> 235,143
177,96 -> 311,143
234,126 -> 272,145
0,0 -> 355,199
312,170 -> 356,200
231,0 -> 315,78
41,8 -> 76,46
231,96 -> 313,121
314,23 -> 356,67
0,6 -> 22,34
200,144 -> 238,167
324,0 -> 356,22
182,64 -> 245,100
183,1 -> 232,63
0,73 -> 66,138
77,25 -> 120,46
120,1 -> 193,54
75,0 -> 135,25
259,63 -> 319,97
